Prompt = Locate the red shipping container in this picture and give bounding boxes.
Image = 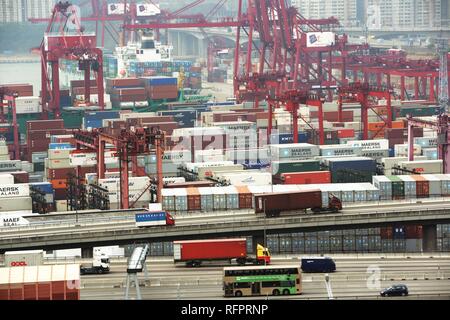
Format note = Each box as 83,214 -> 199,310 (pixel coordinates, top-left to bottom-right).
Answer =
111,87 -> 146,96
187,188 -> 201,211
70,79 -> 98,88
236,186 -> 253,209
47,168 -> 76,179
310,111 -> 354,122
28,129 -> 67,141
10,171 -> 29,183
411,175 -> 429,198
380,227 -> 393,239
106,77 -> 142,87
337,129 -> 355,138
280,171 -> 331,185
27,120 -> 64,131
54,188 -> 68,200
173,239 -> 247,262
71,87 -> 99,96
405,225 -> 423,239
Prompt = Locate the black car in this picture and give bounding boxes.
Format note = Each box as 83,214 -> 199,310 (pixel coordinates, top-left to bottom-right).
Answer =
380,284 -> 409,297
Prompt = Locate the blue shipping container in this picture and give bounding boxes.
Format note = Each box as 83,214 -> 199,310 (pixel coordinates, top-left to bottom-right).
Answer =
30,182 -> 54,194
142,77 -> 178,86
329,158 -> 377,172
49,143 -> 73,149
158,110 -> 197,128
270,133 -> 308,144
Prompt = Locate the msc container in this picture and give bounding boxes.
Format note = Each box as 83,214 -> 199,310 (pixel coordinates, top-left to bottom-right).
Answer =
278,171 -> 331,185
388,176 -> 405,199
4,250 -> 44,267
271,159 -> 321,175
399,160 -> 443,174
411,175 -> 429,198
361,149 -> 390,161
372,176 -> 392,200
398,175 -> 416,198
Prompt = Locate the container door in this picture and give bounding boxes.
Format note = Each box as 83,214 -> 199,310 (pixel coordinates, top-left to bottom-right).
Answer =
173,244 -> 181,260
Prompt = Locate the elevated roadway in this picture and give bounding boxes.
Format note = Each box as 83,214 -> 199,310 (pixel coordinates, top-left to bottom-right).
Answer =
1,201 -> 450,252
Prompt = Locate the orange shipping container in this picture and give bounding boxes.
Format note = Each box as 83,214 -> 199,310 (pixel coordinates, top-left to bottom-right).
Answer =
50,179 -> 67,189
280,171 -> 331,185
186,187 -> 201,211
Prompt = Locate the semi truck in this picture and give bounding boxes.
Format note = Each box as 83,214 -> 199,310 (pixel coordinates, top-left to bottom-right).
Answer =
173,238 -> 271,267
4,250 -> 44,267
80,254 -> 110,275
254,189 -> 342,217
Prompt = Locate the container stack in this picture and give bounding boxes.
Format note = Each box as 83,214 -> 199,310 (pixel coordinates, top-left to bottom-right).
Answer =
0,83 -> 33,96
70,79 -> 99,104
106,78 -> 146,109
141,76 -> 178,100
98,176 -> 151,209
26,119 -> 67,171
0,179 -> 33,213
0,140 -> 10,161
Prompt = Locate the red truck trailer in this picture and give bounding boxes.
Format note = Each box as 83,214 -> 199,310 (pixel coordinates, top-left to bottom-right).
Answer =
173,238 -> 271,267
254,189 -> 342,217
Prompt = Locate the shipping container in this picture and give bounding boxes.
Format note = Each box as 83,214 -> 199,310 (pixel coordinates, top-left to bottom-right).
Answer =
269,143 -> 320,160
411,175 -> 430,198
388,176 -> 405,199
0,184 -> 30,198
399,160 -> 443,174
271,159 -> 321,175
277,171 -> 331,185
4,250 -> 44,267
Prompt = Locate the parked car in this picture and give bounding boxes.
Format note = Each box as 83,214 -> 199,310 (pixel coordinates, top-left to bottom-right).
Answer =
380,284 -> 409,297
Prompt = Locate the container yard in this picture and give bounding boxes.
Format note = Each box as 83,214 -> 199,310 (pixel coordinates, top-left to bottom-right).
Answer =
0,0 -> 450,303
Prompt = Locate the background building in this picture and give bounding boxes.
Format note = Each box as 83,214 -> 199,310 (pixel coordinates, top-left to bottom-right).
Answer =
292,0 -> 359,26
0,0 -> 54,23
25,0 -> 55,21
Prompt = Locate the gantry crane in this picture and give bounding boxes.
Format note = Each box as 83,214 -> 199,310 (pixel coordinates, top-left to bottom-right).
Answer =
40,1 -> 105,118
0,90 -> 20,160
337,82 -> 393,140
406,38 -> 450,173
74,127 -> 165,209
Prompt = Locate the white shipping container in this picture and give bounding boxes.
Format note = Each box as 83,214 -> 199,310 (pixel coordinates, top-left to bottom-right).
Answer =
361,149 -> 390,161
346,139 -> 389,150
0,197 -> 33,212
381,156 -> 428,170
99,176 -> 150,191
422,148 -> 438,160
108,190 -> 151,203
0,160 -> 22,171
414,137 -> 437,148
394,144 -> 422,157
269,143 -> 320,160
372,176 -> 392,200
163,177 -> 185,184
185,161 -> 235,173
398,175 -> 416,198
47,158 -> 72,169
0,145 -> 8,155
0,210 -> 33,227
194,149 -> 225,162
0,155 -> 10,161
0,174 -> 14,185
400,160 -> 443,174
48,149 -> 74,160
56,200 -> 68,212
69,152 -> 97,166
197,164 -> 244,179
421,174 -> 442,197
0,184 -> 30,198
216,171 -> 272,186
319,145 -> 362,156
4,250 -> 44,267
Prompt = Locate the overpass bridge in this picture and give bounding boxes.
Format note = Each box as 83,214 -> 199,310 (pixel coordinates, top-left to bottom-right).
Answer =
1,202 -> 449,254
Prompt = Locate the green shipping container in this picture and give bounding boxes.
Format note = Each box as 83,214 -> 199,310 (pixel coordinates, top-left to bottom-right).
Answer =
388,176 -> 405,199
62,109 -> 84,129
331,170 -> 373,183
271,160 -> 320,175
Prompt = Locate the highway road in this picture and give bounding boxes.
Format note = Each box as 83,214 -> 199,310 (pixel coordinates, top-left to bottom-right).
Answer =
4,199 -> 450,240
78,254 -> 450,300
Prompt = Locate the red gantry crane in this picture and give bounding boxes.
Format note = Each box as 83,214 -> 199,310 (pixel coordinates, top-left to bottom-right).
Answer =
40,1 -> 105,119
74,127 -> 165,209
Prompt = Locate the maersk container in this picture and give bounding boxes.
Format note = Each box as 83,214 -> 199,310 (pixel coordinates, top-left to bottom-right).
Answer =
346,139 -> 389,150
0,184 -> 30,198
269,143 -> 320,160
421,174 -> 442,197
372,176 -> 392,200
361,149 -> 390,161
319,145 -> 362,157
0,174 -> 14,185
271,159 -> 321,175
398,175 -> 416,198
388,176 -> 405,199
414,137 -> 437,148
199,187 -> 213,211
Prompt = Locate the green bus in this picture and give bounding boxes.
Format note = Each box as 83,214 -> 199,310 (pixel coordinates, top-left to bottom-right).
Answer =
223,265 -> 302,297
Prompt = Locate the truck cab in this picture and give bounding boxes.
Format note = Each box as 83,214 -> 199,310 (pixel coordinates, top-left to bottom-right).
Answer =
256,244 -> 271,265
328,194 -> 342,212
80,254 -> 110,275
